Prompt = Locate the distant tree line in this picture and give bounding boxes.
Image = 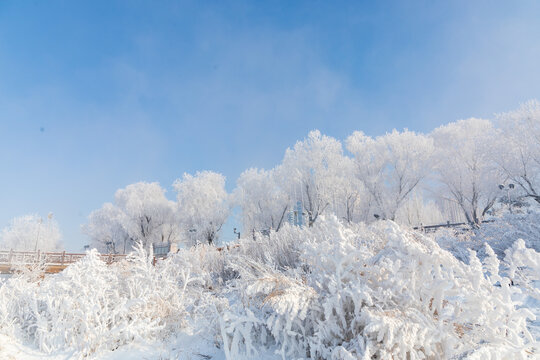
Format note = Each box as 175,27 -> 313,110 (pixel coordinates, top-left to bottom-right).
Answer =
2,100 -> 540,252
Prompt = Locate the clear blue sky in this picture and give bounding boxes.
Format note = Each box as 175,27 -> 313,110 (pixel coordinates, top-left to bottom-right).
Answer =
1,1 -> 539,250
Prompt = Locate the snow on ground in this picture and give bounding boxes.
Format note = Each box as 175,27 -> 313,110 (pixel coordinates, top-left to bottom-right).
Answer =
83,333 -> 228,360
0,333 -> 225,360
0,332 -> 265,360
0,216 -> 539,359
0,334 -> 74,360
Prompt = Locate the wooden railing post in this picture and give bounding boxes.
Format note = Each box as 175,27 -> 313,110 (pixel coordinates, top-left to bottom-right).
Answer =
61,251 -> 66,266
36,250 -> 41,263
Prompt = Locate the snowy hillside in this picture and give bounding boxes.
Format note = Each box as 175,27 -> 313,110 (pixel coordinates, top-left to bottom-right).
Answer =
1,217 -> 538,359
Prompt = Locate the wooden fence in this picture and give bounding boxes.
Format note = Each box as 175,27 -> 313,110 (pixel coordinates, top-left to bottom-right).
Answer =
0,250 -> 126,274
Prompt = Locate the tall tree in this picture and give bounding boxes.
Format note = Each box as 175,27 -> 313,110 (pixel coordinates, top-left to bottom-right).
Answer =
431,118 -> 501,225
324,155 -> 368,224
234,167 -> 290,234
346,129 -> 434,221
496,100 -> 540,203
280,130 -> 347,226
0,214 -> 62,251
174,171 -> 230,245
84,182 -> 180,252
82,203 -> 131,254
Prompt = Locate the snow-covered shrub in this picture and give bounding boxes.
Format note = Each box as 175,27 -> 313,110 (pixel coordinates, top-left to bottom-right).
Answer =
504,239 -> 540,300
432,210 -> 540,265
1,216 -> 538,359
233,223 -> 306,269
476,212 -> 540,256
0,243 -> 215,358
220,258 -> 318,359
219,216 -> 537,359
432,227 -> 478,263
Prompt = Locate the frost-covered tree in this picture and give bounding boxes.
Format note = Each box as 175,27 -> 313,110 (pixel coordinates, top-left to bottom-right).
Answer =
84,182 -> 180,252
346,129 -> 434,221
0,213 -> 62,251
395,192 -> 445,226
82,203 -> 131,254
323,155 -> 368,224
496,99 -> 540,203
174,171 -> 230,245
234,167 -> 290,234
431,118 -> 501,225
115,182 -> 180,246
280,130 -> 348,226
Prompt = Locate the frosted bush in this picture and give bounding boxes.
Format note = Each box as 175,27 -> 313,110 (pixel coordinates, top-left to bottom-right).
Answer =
477,211 -> 540,256
220,217 -> 537,359
0,243 -> 214,358
504,239 -> 540,301
234,223 -> 305,269
1,216 -> 538,359
434,210 -> 540,263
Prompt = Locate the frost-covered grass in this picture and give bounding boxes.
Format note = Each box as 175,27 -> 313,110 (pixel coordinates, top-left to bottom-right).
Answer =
0,217 -> 538,359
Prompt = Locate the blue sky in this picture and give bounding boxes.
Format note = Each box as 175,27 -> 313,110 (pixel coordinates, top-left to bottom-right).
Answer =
1,1 -> 540,249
